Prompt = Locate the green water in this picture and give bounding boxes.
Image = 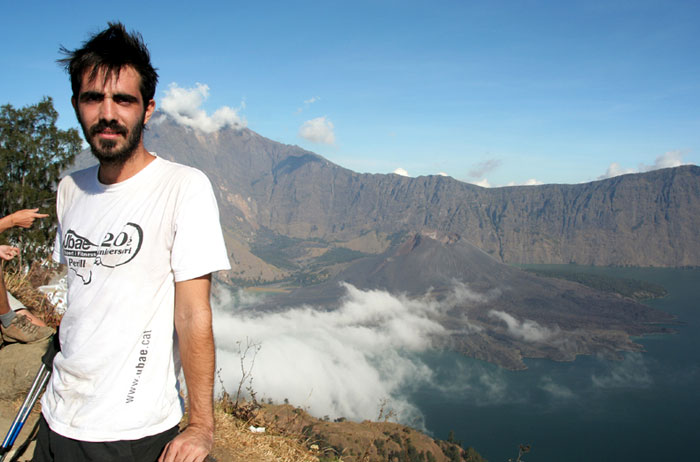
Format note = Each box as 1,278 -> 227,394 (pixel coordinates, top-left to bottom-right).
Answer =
413,267 -> 700,462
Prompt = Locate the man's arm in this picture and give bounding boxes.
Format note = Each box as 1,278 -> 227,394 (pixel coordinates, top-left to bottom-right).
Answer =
159,274 -> 215,462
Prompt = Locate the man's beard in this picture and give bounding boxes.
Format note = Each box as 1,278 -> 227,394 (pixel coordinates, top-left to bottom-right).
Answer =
82,114 -> 145,165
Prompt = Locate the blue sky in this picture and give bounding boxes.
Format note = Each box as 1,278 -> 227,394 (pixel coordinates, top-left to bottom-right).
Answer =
2,0 -> 698,186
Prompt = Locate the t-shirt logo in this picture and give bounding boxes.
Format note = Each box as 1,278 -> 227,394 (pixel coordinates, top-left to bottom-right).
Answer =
63,223 -> 143,284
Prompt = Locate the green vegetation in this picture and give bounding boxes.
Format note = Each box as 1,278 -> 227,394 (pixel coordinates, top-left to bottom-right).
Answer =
292,270 -> 328,286
1,97 -> 81,263
463,447 -> 485,462
387,230 -> 409,247
249,231 -> 302,270
442,445 -> 461,462
312,246 -> 368,266
373,438 -> 386,457
249,229 -> 370,287
302,425 -> 345,461
523,268 -> 668,300
387,437 -> 429,462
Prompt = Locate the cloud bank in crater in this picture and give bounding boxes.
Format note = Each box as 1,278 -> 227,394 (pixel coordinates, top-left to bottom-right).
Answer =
213,282 -> 451,425
211,281 -> 649,426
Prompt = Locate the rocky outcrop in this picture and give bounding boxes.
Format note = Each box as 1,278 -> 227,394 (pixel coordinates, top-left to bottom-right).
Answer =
253,403 -> 485,462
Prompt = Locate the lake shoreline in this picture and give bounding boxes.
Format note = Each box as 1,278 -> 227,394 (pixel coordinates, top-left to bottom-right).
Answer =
413,267 -> 700,462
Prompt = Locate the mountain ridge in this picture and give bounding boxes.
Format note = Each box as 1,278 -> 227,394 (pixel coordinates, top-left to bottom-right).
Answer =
64,115 -> 689,369
69,114 -> 700,276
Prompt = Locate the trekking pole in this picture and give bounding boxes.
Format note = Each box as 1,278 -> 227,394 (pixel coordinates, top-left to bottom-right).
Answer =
0,333 -> 59,462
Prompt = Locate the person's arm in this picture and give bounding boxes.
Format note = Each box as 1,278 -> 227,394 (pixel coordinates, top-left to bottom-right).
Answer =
0,263 -> 10,316
0,209 -> 49,234
0,215 -> 13,234
159,274 -> 215,462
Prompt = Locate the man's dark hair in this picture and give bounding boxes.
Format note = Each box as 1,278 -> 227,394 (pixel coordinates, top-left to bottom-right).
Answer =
58,22 -> 158,103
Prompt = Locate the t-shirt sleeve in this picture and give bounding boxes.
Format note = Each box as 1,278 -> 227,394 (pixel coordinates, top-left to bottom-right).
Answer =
52,179 -> 67,265
52,223 -> 65,264
171,170 -> 231,282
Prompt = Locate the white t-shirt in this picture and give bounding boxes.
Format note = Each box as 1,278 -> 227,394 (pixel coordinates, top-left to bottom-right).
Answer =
42,155 -> 230,442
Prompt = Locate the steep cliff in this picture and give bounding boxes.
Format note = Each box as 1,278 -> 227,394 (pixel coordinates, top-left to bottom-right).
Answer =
69,114 -> 700,275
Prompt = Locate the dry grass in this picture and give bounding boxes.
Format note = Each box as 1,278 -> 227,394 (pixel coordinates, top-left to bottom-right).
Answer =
2,263 -> 62,329
211,400 -> 320,462
203,387 -> 321,462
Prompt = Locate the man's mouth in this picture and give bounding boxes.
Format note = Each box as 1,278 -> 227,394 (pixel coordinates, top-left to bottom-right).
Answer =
89,121 -> 128,139
97,129 -> 122,138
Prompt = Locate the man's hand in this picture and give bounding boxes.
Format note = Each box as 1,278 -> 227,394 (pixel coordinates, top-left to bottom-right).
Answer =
158,425 -> 213,462
0,245 -> 20,261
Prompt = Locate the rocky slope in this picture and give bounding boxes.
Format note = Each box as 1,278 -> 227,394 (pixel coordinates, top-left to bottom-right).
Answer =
249,231 -> 676,370
68,113 -> 700,283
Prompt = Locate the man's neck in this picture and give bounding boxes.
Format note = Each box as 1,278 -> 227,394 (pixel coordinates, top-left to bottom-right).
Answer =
98,145 -> 155,184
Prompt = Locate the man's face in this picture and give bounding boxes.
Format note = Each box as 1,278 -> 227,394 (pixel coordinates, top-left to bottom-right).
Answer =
73,66 -> 155,165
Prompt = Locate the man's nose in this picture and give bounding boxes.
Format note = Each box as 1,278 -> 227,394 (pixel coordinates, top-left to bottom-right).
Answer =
99,97 -> 117,121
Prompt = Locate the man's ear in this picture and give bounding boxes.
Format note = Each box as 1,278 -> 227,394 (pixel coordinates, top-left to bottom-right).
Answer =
143,99 -> 156,125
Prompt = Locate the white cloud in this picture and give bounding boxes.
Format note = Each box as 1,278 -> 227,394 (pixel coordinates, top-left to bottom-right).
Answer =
213,283 -> 450,424
539,376 -> 575,399
598,150 -> 688,180
599,162 -> 636,180
297,96 -> 321,113
393,168 -> 409,177
591,352 -> 652,389
299,116 -> 336,145
505,179 -> 545,187
447,280 -> 492,305
437,172 -> 449,177
488,310 -> 554,342
211,281 -> 497,424
160,83 -> 246,133
472,178 -> 491,188
651,150 -> 685,169
477,371 -> 508,402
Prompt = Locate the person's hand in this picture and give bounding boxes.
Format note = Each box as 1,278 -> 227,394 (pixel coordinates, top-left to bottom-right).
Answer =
158,425 -> 213,462
0,245 -> 20,261
10,208 -> 49,229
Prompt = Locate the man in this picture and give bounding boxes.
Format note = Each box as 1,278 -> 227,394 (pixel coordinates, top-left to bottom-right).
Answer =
35,23 -> 230,462
0,209 -> 54,344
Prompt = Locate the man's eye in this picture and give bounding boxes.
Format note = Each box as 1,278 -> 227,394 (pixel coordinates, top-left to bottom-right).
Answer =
114,95 -> 137,104
81,94 -> 102,102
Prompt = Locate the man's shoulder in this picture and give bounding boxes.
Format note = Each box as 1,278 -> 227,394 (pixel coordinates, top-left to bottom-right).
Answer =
154,156 -> 202,175
154,156 -> 212,187
59,164 -> 99,190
